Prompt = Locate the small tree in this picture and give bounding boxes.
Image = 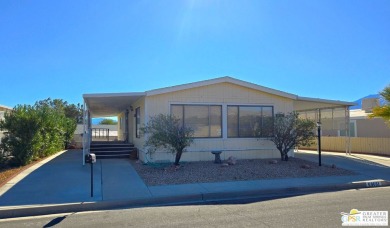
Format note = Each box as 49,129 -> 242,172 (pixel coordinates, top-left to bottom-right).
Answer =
141,114 -> 194,166
369,85 -> 390,126
99,118 -> 118,125
0,105 -> 41,165
267,112 -> 316,161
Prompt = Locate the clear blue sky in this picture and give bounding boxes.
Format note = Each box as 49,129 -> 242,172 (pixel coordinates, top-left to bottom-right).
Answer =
1,0 -> 389,108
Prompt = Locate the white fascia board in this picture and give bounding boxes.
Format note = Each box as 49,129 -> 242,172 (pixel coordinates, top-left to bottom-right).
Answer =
83,92 -> 146,99
297,96 -> 356,106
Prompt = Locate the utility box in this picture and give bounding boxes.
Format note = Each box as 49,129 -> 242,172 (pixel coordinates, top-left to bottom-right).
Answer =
85,153 -> 96,164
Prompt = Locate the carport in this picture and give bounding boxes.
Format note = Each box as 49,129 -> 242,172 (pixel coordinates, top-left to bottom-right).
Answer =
82,92 -> 145,164
294,97 -> 356,155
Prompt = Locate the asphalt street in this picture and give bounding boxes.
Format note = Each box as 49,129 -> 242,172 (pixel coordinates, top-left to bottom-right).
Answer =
1,187 -> 389,228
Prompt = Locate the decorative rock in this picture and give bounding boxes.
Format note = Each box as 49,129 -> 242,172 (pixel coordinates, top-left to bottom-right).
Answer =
226,156 -> 237,165
164,165 -> 182,172
221,163 -> 229,167
331,164 -> 336,169
67,144 -> 76,149
268,160 -> 278,164
300,164 -> 311,169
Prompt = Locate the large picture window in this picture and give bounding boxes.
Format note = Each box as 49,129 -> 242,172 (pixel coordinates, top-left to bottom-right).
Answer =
228,105 -> 273,138
171,104 -> 222,138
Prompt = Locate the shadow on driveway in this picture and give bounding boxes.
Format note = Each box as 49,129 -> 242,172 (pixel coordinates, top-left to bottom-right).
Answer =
0,150 -> 152,207
0,150 -> 102,206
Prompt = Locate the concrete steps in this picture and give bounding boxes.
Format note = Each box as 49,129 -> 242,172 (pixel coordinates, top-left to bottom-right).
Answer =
90,142 -> 138,159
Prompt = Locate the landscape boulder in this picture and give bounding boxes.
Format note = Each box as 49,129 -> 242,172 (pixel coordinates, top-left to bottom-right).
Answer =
268,160 -> 278,164
226,156 -> 237,165
221,163 -> 229,167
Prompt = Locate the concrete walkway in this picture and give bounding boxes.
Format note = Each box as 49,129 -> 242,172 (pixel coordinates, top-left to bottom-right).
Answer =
0,149 -> 389,218
100,159 -> 151,201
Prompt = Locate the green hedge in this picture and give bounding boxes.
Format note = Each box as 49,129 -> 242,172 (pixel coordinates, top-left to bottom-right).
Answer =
0,99 -> 80,166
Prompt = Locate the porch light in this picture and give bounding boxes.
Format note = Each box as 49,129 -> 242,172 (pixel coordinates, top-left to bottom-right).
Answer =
317,122 -> 322,166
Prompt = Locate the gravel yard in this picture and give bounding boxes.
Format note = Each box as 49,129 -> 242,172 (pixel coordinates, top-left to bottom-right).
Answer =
130,157 -> 356,186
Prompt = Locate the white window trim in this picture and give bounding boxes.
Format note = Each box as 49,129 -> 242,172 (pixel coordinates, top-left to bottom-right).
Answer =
226,104 -> 274,139
170,103 -> 223,138
168,102 -> 275,139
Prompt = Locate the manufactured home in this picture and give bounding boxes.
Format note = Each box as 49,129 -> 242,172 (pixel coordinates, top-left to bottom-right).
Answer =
82,77 -> 354,163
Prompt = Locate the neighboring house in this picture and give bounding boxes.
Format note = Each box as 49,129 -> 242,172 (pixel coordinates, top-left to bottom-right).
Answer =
299,97 -> 390,156
83,76 -> 354,163
350,97 -> 390,138
0,104 -> 12,140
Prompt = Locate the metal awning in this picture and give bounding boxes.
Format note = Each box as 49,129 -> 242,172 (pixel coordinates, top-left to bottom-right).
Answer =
294,97 -> 356,155
294,97 -> 356,111
83,92 -> 145,117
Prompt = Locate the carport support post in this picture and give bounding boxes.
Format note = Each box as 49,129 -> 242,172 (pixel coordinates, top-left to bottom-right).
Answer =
317,122 -> 322,166
91,162 -> 93,197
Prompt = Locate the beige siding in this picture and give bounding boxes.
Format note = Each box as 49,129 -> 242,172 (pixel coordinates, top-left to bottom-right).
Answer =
299,136 -> 390,156
142,82 -> 294,163
117,112 -> 125,141
147,138 -> 280,162
146,82 -> 293,115
132,97 -> 147,161
356,118 -> 390,138
315,118 -> 390,138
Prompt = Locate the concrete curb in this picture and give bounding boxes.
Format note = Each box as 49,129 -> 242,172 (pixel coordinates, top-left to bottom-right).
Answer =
1,180 -> 389,219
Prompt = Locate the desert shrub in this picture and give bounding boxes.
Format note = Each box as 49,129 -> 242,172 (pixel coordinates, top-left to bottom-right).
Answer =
0,99 -> 79,166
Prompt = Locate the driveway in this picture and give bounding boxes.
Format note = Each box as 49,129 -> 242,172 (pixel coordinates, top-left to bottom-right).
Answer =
0,149 -> 389,209
0,150 -> 150,207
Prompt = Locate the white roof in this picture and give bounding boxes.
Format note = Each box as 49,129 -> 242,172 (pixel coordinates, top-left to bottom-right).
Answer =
83,92 -> 145,117
350,109 -> 369,119
83,76 -> 356,116
294,96 -> 356,111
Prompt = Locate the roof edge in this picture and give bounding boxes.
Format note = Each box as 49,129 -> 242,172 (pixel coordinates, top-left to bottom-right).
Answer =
83,92 -> 146,99
0,104 -> 13,110
297,96 -> 356,106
